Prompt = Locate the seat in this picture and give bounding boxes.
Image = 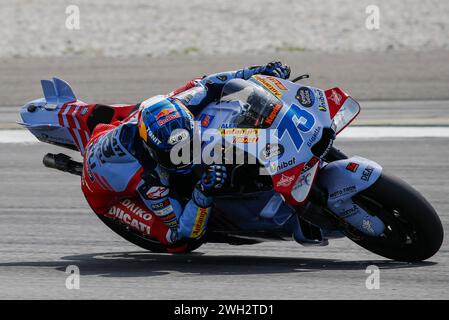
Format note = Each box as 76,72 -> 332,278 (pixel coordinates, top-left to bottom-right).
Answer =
86,104 -> 115,133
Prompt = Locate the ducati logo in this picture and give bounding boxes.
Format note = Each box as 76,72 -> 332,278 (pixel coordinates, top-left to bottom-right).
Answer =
276,174 -> 295,187
329,90 -> 342,105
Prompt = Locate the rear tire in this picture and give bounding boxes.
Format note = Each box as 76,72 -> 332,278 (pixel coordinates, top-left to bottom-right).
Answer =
345,173 -> 444,262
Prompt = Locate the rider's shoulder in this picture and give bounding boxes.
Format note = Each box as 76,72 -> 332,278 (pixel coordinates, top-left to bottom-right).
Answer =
90,121 -> 139,165
117,121 -> 138,151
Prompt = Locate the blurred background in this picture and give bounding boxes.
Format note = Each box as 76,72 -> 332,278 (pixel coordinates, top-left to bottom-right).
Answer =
1,0 -> 448,108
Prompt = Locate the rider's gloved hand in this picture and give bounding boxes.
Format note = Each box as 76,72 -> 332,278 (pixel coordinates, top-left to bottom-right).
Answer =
196,165 -> 227,197
262,61 -> 291,79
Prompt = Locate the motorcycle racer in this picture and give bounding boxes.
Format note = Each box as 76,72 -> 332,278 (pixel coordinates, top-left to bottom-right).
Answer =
81,61 -> 291,246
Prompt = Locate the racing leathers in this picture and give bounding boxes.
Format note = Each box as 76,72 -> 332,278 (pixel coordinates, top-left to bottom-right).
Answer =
81,61 -> 291,246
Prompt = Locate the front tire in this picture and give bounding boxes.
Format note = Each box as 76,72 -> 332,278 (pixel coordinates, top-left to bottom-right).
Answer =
345,173 -> 444,262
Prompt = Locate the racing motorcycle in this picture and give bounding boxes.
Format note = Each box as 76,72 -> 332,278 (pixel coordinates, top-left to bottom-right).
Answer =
19,74 -> 444,262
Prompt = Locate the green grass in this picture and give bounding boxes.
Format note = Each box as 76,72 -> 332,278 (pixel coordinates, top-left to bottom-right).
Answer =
276,46 -> 305,52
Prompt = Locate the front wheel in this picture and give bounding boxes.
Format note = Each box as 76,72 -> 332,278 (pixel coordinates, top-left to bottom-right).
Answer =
344,173 -> 443,262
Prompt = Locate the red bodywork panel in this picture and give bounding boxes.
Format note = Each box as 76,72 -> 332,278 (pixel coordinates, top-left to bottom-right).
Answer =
57,102 -> 139,155
325,87 -> 349,119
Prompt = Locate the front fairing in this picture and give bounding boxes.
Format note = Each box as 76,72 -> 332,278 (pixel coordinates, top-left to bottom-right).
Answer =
198,75 -> 335,205
249,75 -> 333,205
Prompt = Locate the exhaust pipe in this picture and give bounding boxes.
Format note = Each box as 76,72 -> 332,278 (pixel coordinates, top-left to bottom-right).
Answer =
43,153 -> 83,176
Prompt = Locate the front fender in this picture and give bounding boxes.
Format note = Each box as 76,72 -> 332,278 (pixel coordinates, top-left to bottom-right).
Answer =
319,156 -> 382,201
317,156 -> 385,236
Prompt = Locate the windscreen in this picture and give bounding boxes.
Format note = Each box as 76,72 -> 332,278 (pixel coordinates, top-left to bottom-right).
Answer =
220,79 -> 282,128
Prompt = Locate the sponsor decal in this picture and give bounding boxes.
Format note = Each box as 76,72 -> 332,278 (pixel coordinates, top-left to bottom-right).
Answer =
99,131 -> 126,161
221,128 -> 259,143
120,199 -> 153,221
156,107 -> 177,120
146,186 -> 169,199
220,123 -> 238,128
233,136 -> 259,144
150,199 -> 170,211
340,204 -> 359,218
291,160 -> 319,202
276,174 -> 296,187
107,201 -> 152,235
199,114 -> 215,128
190,207 -> 210,238
157,112 -> 180,126
266,76 -> 287,90
264,103 -> 282,126
153,204 -> 175,217
362,219 -> 375,234
307,126 -> 322,147
294,172 -> 312,189
328,89 -> 342,105
329,185 -> 357,199
361,166 -> 374,181
81,106 -> 89,116
168,129 -> 189,145
253,75 -> 283,98
259,143 -> 284,162
176,93 -> 193,103
346,162 -> 359,173
270,157 -> 296,173
302,157 -> 319,173
317,90 -> 327,112
296,87 -> 315,108
174,86 -> 203,103
221,128 -> 259,136
147,129 -> 162,145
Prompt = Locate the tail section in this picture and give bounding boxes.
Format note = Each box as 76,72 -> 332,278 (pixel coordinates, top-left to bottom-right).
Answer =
20,77 -> 140,156
20,77 -> 89,154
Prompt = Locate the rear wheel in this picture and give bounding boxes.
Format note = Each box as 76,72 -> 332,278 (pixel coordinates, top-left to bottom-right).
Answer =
344,173 -> 443,262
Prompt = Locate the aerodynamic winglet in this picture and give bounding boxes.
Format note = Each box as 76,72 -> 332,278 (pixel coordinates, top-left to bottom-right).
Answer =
40,77 -> 77,106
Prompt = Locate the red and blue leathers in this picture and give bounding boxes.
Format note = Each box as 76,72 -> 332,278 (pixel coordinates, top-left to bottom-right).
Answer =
81,62 -> 291,245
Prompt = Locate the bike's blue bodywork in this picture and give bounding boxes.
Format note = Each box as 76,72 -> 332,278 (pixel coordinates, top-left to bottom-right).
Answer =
19,76 -> 385,246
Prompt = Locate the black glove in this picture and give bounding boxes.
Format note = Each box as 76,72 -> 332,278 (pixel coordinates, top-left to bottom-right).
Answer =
262,61 -> 291,79
196,165 -> 227,197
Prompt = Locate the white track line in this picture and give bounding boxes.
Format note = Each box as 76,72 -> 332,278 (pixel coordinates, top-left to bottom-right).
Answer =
1,127 -> 449,144
338,126 -> 449,139
0,130 -> 39,143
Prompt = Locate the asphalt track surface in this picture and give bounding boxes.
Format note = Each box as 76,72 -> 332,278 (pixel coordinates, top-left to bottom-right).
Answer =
0,54 -> 448,299
0,139 -> 448,300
